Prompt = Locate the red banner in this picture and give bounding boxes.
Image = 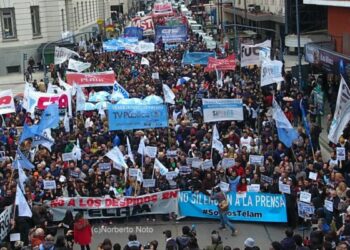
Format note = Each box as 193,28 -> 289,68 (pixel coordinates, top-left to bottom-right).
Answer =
204,55 -> 236,72
153,3 -> 173,16
131,16 -> 155,35
66,71 -> 116,87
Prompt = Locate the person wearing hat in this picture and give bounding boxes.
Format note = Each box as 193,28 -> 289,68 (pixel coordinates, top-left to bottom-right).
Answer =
244,238 -> 256,250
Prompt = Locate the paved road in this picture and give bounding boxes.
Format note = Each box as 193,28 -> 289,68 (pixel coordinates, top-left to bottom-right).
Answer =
64,218 -> 289,250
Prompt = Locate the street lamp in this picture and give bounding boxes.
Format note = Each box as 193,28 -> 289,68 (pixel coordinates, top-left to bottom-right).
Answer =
295,0 -> 302,90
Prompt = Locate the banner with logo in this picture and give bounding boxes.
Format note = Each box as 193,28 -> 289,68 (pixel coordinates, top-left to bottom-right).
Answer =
240,40 -> 271,67
202,99 -> 243,122
182,51 -> 216,65
68,59 -> 91,73
108,104 -> 169,131
54,47 -> 79,65
204,55 -> 236,72
179,192 -> 287,222
131,16 -> 155,36
260,60 -> 284,87
46,190 -> 178,221
153,2 -> 173,16
103,38 -> 139,52
124,27 -> 144,40
155,25 -> 187,43
0,90 -> 15,115
0,205 -> 12,241
23,89 -> 72,116
66,71 -> 115,87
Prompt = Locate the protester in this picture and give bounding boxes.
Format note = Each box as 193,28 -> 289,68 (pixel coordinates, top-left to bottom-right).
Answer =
73,213 -> 92,250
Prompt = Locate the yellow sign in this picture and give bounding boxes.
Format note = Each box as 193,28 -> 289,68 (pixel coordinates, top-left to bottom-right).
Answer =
97,19 -> 104,25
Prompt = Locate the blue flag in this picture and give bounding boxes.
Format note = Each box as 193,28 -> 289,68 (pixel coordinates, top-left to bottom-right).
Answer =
272,99 -> 299,148
19,124 -> 39,144
300,99 -> 311,137
113,81 -> 129,98
37,103 -> 59,132
13,149 -> 35,170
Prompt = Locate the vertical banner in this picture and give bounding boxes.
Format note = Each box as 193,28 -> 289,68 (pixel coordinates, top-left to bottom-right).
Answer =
260,60 -> 284,87
0,205 -> 13,241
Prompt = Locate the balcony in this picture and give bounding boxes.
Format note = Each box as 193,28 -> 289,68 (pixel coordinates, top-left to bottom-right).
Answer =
223,6 -> 285,24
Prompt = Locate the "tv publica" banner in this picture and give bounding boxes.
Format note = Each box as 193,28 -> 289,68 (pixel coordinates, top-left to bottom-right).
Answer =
46,190 -> 179,221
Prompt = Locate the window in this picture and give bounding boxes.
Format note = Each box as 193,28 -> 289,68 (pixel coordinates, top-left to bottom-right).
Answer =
30,6 -> 41,36
77,3 -> 80,25
61,9 -> 65,31
89,1 -> 92,21
0,8 -> 16,39
74,7 -> 77,29
81,2 -> 84,24
85,2 -> 88,22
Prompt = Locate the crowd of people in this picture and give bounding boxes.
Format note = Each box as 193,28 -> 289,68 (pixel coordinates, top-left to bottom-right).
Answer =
0,6 -> 349,250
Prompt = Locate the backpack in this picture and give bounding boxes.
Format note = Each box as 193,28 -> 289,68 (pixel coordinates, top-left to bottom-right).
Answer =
176,236 -> 190,250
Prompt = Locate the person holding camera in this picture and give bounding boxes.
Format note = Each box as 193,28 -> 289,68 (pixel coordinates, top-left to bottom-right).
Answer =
210,187 -> 238,236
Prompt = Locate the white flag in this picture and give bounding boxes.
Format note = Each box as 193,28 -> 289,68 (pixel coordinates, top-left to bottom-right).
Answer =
0,90 -> 15,115
127,136 -> 135,164
18,165 -> 27,192
212,124 -> 224,154
213,124 -> 220,140
72,144 -> 82,161
137,137 -> 146,155
58,74 -> 73,92
106,146 -> 128,168
182,106 -> 187,116
328,77 -> 350,143
137,169 -> 143,183
154,158 -> 169,176
75,83 -> 86,112
54,47 -> 79,65
15,184 -> 32,217
141,57 -> 150,66
68,59 -> 91,72
162,84 -> 175,104
260,59 -> 284,87
64,114 -> 70,133
98,105 -> 105,119
172,109 -> 182,121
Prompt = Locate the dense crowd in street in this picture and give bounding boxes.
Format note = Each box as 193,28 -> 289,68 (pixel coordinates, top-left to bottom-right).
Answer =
0,5 -> 350,250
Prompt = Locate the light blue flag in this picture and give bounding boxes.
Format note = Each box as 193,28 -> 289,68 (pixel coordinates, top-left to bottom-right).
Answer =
37,103 -> 59,132
300,99 -> 311,139
13,149 -> 35,170
113,81 -> 129,98
272,99 -> 298,148
19,124 -> 39,143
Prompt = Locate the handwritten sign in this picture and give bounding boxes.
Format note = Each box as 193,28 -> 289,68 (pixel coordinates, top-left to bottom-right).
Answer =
300,191 -> 311,203
145,146 -> 157,158
179,166 -> 191,175
166,171 -> 179,180
261,175 -> 273,185
219,181 -> 230,192
324,200 -> 333,212
98,163 -> 111,172
249,155 -> 264,166
152,72 -> 159,79
70,171 -> 79,178
309,172 -> 317,181
62,152 -> 74,162
279,183 -> 291,194
43,180 -> 57,190
222,158 -> 235,169
166,150 -> 178,158
247,184 -> 260,192
143,179 -> 156,188
202,160 -> 213,170
129,168 -> 139,177
192,159 -> 203,169
337,147 -> 346,161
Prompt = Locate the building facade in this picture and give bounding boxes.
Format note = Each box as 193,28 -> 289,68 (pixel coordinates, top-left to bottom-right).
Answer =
0,0 -> 111,76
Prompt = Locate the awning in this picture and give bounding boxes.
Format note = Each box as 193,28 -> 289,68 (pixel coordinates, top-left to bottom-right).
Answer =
285,34 -> 330,48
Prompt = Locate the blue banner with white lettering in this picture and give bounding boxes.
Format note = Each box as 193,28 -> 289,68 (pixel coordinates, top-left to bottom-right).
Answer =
182,51 -> 216,65
124,27 -> 144,40
178,191 -> 287,222
155,25 -> 187,43
108,104 -> 168,131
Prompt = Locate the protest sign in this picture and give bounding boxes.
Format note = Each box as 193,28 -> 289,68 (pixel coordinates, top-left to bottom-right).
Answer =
62,152 -> 74,162
337,147 -> 346,161
202,160 -> 213,170
143,179 -> 156,188
145,146 -> 158,158
202,99 -> 243,122
98,163 -> 111,172
43,180 -> 57,190
221,158 -> 235,169
247,184 -> 260,192
249,155 -> 264,166
129,168 -> 139,177
278,183 -> 291,194
299,191 -> 312,203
